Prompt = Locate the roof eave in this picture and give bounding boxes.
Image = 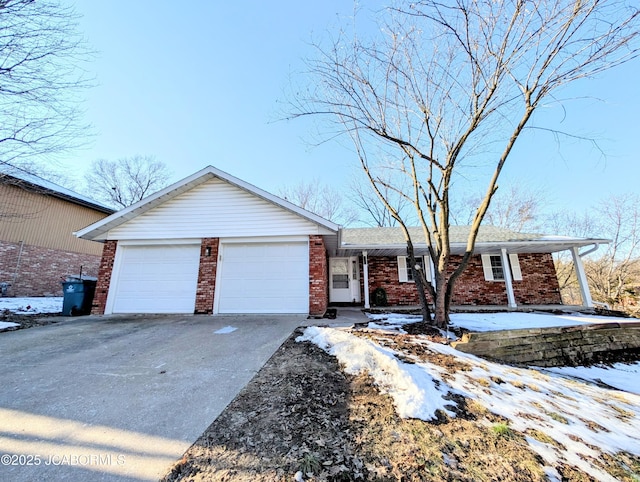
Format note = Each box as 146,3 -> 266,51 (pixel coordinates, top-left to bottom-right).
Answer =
338,238 -> 611,256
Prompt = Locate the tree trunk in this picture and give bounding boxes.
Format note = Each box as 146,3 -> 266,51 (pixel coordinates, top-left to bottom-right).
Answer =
406,241 -> 431,323
433,279 -> 448,329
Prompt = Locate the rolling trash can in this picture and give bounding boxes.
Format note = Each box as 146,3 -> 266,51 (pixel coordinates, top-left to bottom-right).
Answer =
61,277 -> 97,316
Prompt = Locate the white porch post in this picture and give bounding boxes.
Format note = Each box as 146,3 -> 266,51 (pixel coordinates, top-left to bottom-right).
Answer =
362,250 -> 370,309
571,246 -> 594,308
501,248 -> 517,308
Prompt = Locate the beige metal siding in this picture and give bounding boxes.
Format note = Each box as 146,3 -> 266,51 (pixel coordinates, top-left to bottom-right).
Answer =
107,178 -> 326,240
0,183 -> 107,255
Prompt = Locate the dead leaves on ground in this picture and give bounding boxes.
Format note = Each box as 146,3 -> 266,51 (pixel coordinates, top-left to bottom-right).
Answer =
162,326 -> 639,482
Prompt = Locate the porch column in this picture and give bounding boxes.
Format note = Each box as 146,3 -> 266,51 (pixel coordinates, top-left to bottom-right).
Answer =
570,246 -> 594,308
362,250 -> 370,309
501,248 -> 517,308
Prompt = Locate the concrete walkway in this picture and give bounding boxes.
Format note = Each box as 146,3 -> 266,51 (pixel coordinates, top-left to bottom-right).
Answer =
0,314 -> 319,482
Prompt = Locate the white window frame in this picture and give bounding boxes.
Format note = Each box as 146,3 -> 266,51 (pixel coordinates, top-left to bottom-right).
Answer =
481,253 -> 522,282
397,255 -> 432,283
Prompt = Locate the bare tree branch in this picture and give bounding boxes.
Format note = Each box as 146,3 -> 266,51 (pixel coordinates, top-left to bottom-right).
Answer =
279,178 -> 359,227
84,156 -> 173,208
0,0 -> 93,164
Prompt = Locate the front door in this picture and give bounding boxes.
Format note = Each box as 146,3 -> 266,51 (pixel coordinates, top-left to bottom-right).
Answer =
329,257 -> 361,303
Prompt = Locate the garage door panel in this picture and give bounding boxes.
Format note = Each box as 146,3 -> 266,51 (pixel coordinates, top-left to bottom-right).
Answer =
110,244 -> 200,314
217,242 -> 309,314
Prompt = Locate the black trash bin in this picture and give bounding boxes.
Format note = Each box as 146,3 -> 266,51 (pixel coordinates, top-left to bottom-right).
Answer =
61,278 -> 97,316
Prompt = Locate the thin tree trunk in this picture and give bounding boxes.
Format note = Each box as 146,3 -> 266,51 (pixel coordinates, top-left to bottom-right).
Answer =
433,279 -> 448,329
406,240 -> 431,323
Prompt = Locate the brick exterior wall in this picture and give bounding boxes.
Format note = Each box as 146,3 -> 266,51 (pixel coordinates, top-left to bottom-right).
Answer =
309,235 -> 328,316
512,253 -> 563,305
194,238 -> 219,314
91,241 -> 117,315
365,253 -> 561,306
0,240 -> 101,297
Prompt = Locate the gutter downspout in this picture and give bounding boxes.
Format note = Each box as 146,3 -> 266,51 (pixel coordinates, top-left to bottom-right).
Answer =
571,243 -> 599,308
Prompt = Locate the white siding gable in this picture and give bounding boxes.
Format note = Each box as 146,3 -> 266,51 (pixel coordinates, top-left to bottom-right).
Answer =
106,178 -> 332,240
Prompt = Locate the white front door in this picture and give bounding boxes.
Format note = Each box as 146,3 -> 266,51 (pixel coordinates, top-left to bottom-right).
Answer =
329,257 -> 361,303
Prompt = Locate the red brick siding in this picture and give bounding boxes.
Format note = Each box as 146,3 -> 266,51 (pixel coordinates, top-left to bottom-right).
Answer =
0,240 -> 101,297
194,238 -> 219,314
309,235 -> 328,316
365,253 -> 562,306
91,241 -> 117,315
512,253 -> 562,305
366,256 -> 423,306
450,256 -> 509,305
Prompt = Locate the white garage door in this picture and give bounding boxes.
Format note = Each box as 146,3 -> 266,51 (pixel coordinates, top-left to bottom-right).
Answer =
109,244 -> 200,314
217,242 -> 309,314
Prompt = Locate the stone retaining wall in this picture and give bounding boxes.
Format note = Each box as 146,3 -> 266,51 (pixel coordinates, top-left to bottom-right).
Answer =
451,322 -> 640,367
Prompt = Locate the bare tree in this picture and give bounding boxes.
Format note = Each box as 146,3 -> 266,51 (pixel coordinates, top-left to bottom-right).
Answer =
293,0 -> 640,327
0,0 -> 92,165
547,195 -> 640,314
452,184 -> 544,233
85,156 -> 173,208
348,173 -> 414,227
279,179 -> 358,226
587,194 -> 640,310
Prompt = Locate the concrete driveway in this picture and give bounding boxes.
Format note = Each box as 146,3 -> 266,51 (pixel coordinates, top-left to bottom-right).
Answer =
0,314 -> 312,481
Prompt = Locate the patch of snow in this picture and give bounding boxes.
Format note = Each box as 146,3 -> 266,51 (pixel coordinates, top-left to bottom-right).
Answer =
0,321 -> 19,330
426,341 -> 640,481
366,321 -> 407,333
367,313 -> 422,324
554,312 -> 640,324
544,362 -> 640,395
0,297 -> 62,315
214,325 -> 238,334
366,313 -> 461,338
449,312 -> 591,332
297,326 -> 454,420
368,311 -> 636,334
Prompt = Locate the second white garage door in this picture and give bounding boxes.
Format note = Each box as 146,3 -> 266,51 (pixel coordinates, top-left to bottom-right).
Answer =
108,244 -> 200,314
216,242 -> 309,314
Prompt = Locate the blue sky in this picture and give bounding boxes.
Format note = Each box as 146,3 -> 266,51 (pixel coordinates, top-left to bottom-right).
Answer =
61,1 -> 639,222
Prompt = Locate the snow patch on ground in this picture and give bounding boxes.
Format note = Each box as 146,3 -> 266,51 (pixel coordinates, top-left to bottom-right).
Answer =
0,297 -> 62,314
298,326 -> 454,420
544,363 -> 640,395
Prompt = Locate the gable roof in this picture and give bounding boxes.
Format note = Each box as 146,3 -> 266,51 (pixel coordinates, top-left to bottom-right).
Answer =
339,226 -> 610,256
0,163 -> 114,214
75,165 -> 340,241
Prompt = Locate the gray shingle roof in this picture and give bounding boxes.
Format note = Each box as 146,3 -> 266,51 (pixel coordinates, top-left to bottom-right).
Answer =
339,226 -> 609,255
342,226 -> 545,246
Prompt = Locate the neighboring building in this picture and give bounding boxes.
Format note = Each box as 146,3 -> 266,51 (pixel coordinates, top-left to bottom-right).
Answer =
76,165 -> 607,316
0,166 -> 114,297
